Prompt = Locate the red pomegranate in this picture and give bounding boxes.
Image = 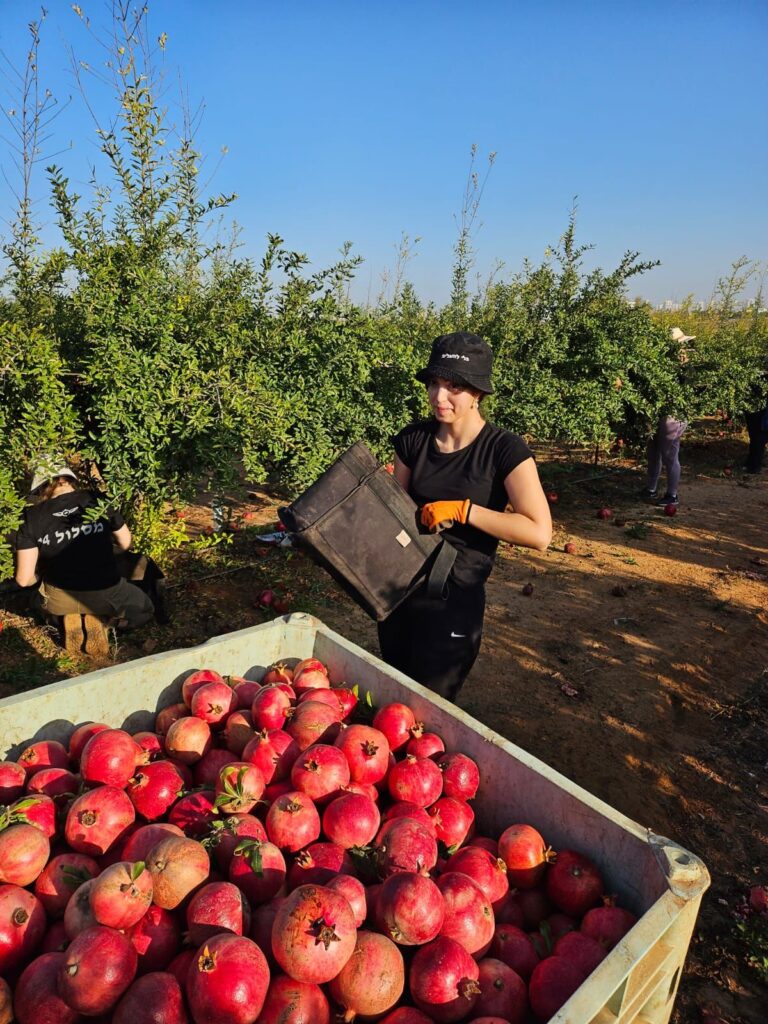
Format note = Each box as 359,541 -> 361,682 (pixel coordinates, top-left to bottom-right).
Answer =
121,822 -> 184,862
80,728 -> 138,788
0,760 -> 26,802
257,974 -> 330,1024
437,752 -> 480,801
375,871 -> 445,945
287,842 -> 354,891
580,900 -> 637,949
10,792 -> 57,837
229,839 -> 287,903
546,849 -> 604,916
68,721 -> 109,760
127,904 -> 181,973
328,929 -> 405,1021
528,954 -> 585,1021
215,761 -> 266,814
292,657 -> 326,678
181,668 -> 225,707
474,956 -> 528,1023
18,739 -> 69,777
187,934 -> 270,1023
146,835 -> 210,909
243,728 -> 300,784
193,747 -> 236,788
13,951 -> 80,1024
0,822 -> 50,885
155,703 -> 189,737
249,897 -> 284,970
323,792 -> 380,848
26,766 -> 79,799
127,760 -> 184,820
553,930 -> 607,978
379,1011 -> 434,1024
272,884 -> 357,983
469,835 -> 499,855
389,755 -> 444,809
224,709 -> 255,756
407,731 -> 445,759
132,730 -> 164,763
446,846 -> 509,906
428,796 -> 474,848
187,881 -> 250,946
285,700 -> 340,750
374,817 -> 438,876
41,919 -> 69,952
65,785 -> 135,856
208,814 -> 268,873
326,874 -> 367,927
0,884 -> 46,971
251,686 -> 293,731
508,887 -> 552,928
409,936 -> 481,1023
164,716 -> 212,764
261,662 -> 294,686
63,878 -> 98,938
373,702 -> 421,751
190,680 -> 235,726
57,924 -> 138,1015
489,924 -> 540,981
112,971 -> 189,1024
498,823 -> 553,889
290,744 -> 350,802
265,791 -> 321,852
34,852 -> 100,917
382,799 -> 436,834
437,871 -> 495,957
167,789 -> 218,837
335,724 -> 391,784
89,860 -> 153,929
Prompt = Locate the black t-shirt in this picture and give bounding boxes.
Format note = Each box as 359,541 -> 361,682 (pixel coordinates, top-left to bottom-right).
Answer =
15,490 -> 125,591
394,420 -> 533,586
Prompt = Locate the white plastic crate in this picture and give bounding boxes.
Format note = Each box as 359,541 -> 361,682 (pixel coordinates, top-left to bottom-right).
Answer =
0,612 -> 709,1023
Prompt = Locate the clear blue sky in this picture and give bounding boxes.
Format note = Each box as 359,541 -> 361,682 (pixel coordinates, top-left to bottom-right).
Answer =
1,1 -> 766,306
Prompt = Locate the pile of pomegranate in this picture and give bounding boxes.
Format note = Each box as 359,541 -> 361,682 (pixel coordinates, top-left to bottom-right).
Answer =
0,656 -> 639,1023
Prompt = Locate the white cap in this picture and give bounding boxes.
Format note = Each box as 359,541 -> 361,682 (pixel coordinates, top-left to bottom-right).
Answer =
670,327 -> 696,343
30,464 -> 78,494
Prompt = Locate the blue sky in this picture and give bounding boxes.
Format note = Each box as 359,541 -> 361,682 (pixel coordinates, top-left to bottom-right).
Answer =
1,1 -> 766,306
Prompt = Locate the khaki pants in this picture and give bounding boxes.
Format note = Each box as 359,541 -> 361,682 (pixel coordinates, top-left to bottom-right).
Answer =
38,579 -> 154,629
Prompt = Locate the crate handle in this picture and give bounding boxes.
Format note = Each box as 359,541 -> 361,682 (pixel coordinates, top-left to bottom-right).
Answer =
647,832 -> 710,900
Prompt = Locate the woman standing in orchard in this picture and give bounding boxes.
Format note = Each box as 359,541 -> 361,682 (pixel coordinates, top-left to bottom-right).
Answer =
378,332 -> 552,702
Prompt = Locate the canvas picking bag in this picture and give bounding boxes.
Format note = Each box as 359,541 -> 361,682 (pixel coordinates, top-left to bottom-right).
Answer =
278,442 -> 456,621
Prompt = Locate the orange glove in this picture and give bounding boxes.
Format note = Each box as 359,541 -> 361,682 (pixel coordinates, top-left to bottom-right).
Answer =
420,499 -> 472,533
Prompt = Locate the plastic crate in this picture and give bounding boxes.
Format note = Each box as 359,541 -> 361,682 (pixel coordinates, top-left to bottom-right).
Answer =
0,613 -> 709,1023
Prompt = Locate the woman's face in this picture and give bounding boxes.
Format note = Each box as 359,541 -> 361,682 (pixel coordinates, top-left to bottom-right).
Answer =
426,376 -> 480,422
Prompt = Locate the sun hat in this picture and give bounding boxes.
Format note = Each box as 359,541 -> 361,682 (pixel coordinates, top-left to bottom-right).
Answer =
415,332 -> 494,394
29,463 -> 78,494
670,327 -> 696,343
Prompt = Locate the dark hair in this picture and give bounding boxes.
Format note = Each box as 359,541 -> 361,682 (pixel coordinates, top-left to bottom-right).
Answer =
33,476 -> 76,504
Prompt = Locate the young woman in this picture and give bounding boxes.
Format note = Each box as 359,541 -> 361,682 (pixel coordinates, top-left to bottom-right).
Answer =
377,332 -> 552,702
14,463 -> 154,654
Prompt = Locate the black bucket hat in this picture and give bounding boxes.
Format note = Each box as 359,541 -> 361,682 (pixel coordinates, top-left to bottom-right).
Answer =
415,332 -> 494,394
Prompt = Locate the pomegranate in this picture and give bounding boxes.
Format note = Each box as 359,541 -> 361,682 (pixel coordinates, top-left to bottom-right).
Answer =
168,789 -> 218,837
13,951 -> 80,1024
581,900 -> 637,949
251,686 -> 293,731
128,904 -> 181,972
34,852 -> 100,917
323,792 -> 380,848
132,730 -> 164,763
546,849 -> 604,916
0,822 -> 50,885
290,743 -> 350,802
41,919 -> 69,952
528,954 -> 585,1020
63,878 -> 99,938
292,657 -> 327,678
446,846 -> 509,906
297,686 -> 347,716
326,873 -> 367,927
261,662 -> 294,686
285,700 -> 340,750
428,795 -> 475,848
373,702 -> 421,751
469,835 -> 499,855
410,935 -> 481,1023
224,709 -> 255,755
181,668 -> 225,707
250,897 -> 284,970
155,703 -> 189,737
65,784 -> 135,855
553,929 -> 606,977
194,747 -> 237,788
57,924 -> 138,1015
257,974 -> 330,1024
382,800 -> 436,834
375,817 -> 438,876
127,760 -> 184,820
335,724 -> 391,784
164,716 -> 212,764
509,887 -> 552,928
243,728 -> 300,784
215,761 -> 266,814
187,934 -> 270,1023
147,835 -> 210,909
380,1011 -> 434,1024
265,791 -> 321,852
18,739 -> 69,777
376,871 -> 445,945
474,957 -> 528,1023
489,924 -> 540,981
437,871 -> 495,957
9,793 -> 57,837
191,680 -> 235,726
187,881 -> 250,945
122,822 -> 184,862
89,860 -> 153,929
0,760 -> 26,802
388,755 -> 444,807
167,948 -> 196,987
328,929 -> 405,1020
80,728 -> 138,788
0,884 -> 46,971
231,676 -> 262,709
26,766 -> 79,799
596,507 -> 612,520
437,752 -> 480,801
229,838 -> 287,903
207,813 -> 268,872
112,971 -> 189,1024
407,731 -> 445,759
287,841 -> 354,890
272,884 -> 357,983
498,823 -> 553,889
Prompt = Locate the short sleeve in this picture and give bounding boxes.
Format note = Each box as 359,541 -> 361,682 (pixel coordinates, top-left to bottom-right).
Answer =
15,511 -> 39,551
392,422 -> 427,469
496,431 -> 534,478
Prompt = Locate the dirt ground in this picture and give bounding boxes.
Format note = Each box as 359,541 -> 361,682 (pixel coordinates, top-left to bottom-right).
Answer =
0,428 -> 766,1022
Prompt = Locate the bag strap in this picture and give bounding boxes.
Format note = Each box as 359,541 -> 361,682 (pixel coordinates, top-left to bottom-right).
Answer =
425,540 -> 456,600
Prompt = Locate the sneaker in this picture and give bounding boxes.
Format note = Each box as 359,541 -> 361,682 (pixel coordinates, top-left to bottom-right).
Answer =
657,493 -> 678,507
638,487 -> 657,500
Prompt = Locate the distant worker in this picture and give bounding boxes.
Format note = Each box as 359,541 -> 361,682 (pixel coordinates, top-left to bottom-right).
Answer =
640,326 -> 694,507
14,461 -> 154,655
744,399 -> 768,474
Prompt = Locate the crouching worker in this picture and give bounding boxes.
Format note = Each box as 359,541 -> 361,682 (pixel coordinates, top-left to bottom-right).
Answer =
14,462 -> 154,655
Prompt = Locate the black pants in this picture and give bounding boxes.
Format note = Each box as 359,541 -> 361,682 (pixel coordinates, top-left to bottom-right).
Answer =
377,580 -> 486,703
745,410 -> 768,473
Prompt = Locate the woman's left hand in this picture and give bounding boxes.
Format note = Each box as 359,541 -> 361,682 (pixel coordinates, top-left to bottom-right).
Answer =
420,499 -> 472,532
